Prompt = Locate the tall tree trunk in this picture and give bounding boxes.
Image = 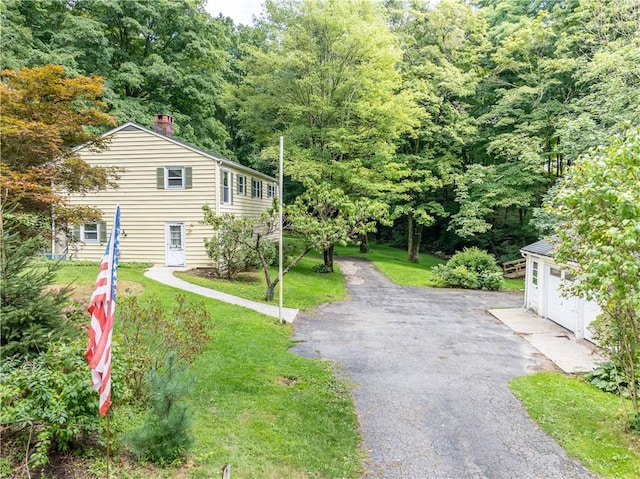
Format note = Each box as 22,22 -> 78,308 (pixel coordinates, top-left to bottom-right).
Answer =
359,233 -> 369,253
323,244 -> 334,273
407,216 -> 423,264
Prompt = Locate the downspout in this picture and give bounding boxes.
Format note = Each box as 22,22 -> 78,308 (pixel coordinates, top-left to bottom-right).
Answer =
215,160 -> 222,217
214,160 -> 222,273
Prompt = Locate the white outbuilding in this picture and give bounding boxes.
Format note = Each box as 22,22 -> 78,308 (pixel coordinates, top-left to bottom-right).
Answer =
520,239 -> 601,343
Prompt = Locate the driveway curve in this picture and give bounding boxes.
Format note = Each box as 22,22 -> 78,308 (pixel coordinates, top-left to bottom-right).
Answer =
291,258 -> 595,479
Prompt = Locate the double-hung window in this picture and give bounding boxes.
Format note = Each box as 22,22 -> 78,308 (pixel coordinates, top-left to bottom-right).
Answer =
252,179 -> 262,199
166,167 -> 185,188
83,223 -> 99,242
157,167 -> 192,189
237,175 -> 246,195
221,169 -> 232,204
75,222 -> 106,243
267,183 -> 276,199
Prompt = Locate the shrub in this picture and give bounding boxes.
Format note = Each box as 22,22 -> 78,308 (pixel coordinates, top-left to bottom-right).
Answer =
432,247 -> 504,290
127,353 -> 192,464
117,294 -> 212,402
1,217 -> 71,360
585,361 -> 640,398
0,339 -> 102,470
312,263 -> 333,274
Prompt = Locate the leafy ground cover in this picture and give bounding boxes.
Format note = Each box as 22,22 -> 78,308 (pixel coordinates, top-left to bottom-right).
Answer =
334,243 -> 524,291
176,252 -> 346,311
48,263 -> 361,478
511,372 -> 640,478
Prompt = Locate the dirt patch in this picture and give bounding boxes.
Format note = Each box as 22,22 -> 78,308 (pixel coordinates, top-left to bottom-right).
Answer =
335,260 -> 366,285
276,375 -> 301,387
183,268 -> 262,285
47,280 -> 144,302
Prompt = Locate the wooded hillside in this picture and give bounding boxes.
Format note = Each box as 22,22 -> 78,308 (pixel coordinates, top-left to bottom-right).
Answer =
2,0 -> 638,258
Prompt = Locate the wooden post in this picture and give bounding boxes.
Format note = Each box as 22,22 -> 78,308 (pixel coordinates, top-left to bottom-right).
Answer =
221,464 -> 231,479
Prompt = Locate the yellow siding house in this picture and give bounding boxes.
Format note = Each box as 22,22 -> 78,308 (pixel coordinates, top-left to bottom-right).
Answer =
65,115 -> 277,267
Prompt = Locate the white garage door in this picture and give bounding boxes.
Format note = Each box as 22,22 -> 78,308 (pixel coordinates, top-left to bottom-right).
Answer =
583,301 -> 601,343
544,266 -> 577,332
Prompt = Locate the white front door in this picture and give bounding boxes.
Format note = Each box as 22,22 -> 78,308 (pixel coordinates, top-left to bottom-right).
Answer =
165,223 -> 185,266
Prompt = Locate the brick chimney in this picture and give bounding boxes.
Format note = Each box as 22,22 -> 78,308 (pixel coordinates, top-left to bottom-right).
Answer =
154,114 -> 174,137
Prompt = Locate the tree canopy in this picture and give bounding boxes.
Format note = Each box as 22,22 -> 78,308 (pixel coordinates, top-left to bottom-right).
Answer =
1,0 -> 638,259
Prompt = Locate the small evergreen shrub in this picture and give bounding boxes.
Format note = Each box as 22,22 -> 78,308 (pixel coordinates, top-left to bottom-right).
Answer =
432,247 -> 504,290
127,353 -> 192,464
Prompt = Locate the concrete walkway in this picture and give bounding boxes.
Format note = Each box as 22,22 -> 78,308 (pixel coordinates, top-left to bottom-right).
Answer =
489,308 -> 607,373
144,267 -> 299,323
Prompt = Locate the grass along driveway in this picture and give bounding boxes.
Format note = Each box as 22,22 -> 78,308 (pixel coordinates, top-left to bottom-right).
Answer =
52,263 -> 361,478
176,253 -> 346,311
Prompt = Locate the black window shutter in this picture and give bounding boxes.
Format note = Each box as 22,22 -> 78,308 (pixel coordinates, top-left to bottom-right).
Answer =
73,225 -> 80,241
157,168 -> 164,189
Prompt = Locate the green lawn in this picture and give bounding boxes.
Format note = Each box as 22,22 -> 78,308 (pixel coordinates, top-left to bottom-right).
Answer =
511,372 -> 640,478
334,243 -> 444,287
175,252 -> 346,311
334,243 -> 525,291
53,263 -> 362,478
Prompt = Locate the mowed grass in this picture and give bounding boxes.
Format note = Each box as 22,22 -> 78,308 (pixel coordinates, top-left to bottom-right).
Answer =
511,372 -> 640,478
334,243 -> 444,287
53,263 -> 362,479
334,243 -> 525,291
175,252 -> 346,311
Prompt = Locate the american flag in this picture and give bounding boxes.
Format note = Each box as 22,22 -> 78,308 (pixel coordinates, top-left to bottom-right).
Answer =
86,205 -> 121,416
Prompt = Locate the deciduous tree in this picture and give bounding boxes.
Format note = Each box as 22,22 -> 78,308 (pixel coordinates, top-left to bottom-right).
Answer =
0,64 -> 119,231
546,128 -> 640,414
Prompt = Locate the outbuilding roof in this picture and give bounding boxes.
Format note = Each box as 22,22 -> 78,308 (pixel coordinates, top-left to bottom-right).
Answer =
520,239 -> 554,256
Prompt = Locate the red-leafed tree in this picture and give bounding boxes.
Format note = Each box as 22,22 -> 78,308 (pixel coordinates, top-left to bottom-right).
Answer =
0,64 -> 120,230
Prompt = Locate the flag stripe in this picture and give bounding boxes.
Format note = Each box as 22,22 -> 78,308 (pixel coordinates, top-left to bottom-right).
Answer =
86,205 -> 120,417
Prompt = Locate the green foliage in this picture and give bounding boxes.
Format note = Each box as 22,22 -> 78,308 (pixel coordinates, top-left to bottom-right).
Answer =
201,210 -> 269,279
0,339 -> 102,470
432,247 -> 504,290
0,213 -> 71,360
127,353 -> 192,465
117,293 -> 212,402
586,362 -> 640,399
547,128 -> 640,413
311,263 -> 332,274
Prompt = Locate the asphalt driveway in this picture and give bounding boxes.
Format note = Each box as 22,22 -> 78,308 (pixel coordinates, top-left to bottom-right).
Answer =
291,258 -> 595,479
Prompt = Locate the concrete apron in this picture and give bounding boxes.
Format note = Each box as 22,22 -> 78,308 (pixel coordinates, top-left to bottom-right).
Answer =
489,308 -> 607,373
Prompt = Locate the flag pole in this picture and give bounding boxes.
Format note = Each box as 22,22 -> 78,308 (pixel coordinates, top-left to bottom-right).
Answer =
278,136 -> 284,324
106,412 -> 110,478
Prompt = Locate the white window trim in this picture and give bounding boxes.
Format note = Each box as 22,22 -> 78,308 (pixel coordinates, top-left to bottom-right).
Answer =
165,166 -> 185,189
222,169 -> 232,205
252,179 -> 262,199
238,175 -> 246,195
81,223 -> 100,243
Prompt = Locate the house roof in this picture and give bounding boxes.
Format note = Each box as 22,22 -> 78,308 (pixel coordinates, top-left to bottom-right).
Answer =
520,239 -> 554,257
77,121 -> 277,182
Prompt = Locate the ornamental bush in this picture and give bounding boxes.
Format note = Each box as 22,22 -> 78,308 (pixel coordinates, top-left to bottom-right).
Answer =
432,247 -> 504,290
0,339 -> 102,471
